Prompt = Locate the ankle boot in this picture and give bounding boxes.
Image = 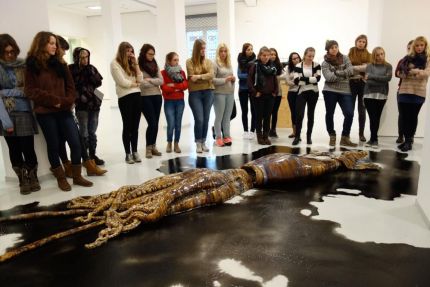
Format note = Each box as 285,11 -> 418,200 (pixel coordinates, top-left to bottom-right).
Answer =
26,164 -> 41,192
399,138 -> 413,152
152,145 -> 162,156
263,132 -> 271,145
166,142 -> 172,153
196,142 -> 203,153
340,136 -> 358,147
292,137 -> 300,146
83,159 -> 107,176
146,146 -> 153,158
256,132 -> 265,145
72,164 -> 93,187
359,131 -> 366,142
63,160 -> 73,178
51,165 -> 71,191
90,153 -> 105,165
289,125 -> 296,138
307,134 -> 312,145
174,142 -> 181,153
329,134 -> 336,147
12,166 -> 32,195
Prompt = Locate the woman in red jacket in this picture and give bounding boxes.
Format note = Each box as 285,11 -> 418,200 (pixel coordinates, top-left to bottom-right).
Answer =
160,52 -> 188,153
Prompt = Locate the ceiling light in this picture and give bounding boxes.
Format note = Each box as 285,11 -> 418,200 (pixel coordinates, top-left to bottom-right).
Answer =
87,5 -> 101,10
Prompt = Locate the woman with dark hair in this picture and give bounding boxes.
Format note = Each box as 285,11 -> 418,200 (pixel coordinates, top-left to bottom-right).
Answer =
138,43 -> 163,158
111,42 -> 143,163
269,48 -> 284,138
397,36 -> 430,152
25,31 -> 92,191
237,43 -> 256,139
161,52 -> 188,153
247,46 -> 278,145
293,47 -> 321,145
285,52 -> 301,138
363,47 -> 392,148
348,34 -> 371,142
186,39 -> 214,153
321,40 -> 356,147
0,34 -> 39,194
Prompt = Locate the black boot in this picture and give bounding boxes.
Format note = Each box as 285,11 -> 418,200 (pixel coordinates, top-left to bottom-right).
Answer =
90,150 -> 105,165
399,138 -> 413,152
307,134 -> 312,145
12,166 -> 32,195
292,137 -> 300,146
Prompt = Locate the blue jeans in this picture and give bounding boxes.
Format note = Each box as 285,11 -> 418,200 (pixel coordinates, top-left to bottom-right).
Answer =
75,110 -> 99,154
188,89 -> 214,142
37,111 -> 81,167
164,99 -> 185,142
323,91 -> 355,136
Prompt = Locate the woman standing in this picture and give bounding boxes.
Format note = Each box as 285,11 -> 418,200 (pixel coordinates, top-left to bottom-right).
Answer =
363,47 -> 392,148
110,42 -> 143,164
269,48 -> 285,138
25,31 -> 92,191
138,44 -> 163,159
247,46 -> 278,145
321,40 -> 356,147
0,34 -> 39,194
348,35 -> 371,142
285,52 -> 301,138
160,52 -> 188,153
237,43 -> 256,139
213,43 -> 235,147
186,39 -> 214,153
293,47 -> 321,145
397,36 -> 430,152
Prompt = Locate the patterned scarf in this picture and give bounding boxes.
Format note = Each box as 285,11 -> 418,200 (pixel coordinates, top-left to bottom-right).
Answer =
324,52 -> 344,67
164,64 -> 184,83
141,60 -> 158,78
238,52 -> 256,71
0,58 -> 25,89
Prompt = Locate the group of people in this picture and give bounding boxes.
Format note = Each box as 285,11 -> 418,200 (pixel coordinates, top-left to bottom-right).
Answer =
1,31 -> 429,194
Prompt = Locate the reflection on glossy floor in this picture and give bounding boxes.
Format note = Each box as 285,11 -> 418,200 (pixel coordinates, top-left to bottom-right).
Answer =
0,100 -> 429,287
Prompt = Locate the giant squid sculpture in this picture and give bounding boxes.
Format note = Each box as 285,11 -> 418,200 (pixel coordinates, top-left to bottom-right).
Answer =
0,151 -> 379,262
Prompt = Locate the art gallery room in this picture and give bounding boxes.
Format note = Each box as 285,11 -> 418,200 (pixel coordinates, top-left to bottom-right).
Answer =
1,0 -> 430,286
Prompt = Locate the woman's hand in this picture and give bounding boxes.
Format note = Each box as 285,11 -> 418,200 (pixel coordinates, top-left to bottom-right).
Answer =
167,83 -> 175,87
191,75 -> 200,82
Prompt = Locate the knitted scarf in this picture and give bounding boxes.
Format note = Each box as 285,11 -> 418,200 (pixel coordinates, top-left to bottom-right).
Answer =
141,60 -> 159,78
348,47 -> 371,65
324,52 -> 344,67
398,53 -> 428,75
165,64 -> 184,83
238,52 -> 256,71
254,60 -> 277,88
0,58 -> 25,89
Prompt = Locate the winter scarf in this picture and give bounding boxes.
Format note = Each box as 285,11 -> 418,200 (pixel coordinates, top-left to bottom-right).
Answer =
141,60 -> 159,78
238,52 -> 256,71
0,58 -> 25,89
164,64 -> 184,83
398,53 -> 428,75
254,60 -> 277,88
324,52 -> 344,67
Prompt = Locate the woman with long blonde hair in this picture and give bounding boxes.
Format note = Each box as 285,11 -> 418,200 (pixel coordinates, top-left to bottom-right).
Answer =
397,36 -> 430,152
110,42 -> 143,163
212,43 -> 235,147
186,39 -> 214,153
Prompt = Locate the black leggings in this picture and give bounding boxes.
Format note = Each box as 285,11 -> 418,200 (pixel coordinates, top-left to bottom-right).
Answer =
398,101 -> 423,139
141,95 -> 162,146
4,136 -> 38,168
295,90 -> 318,137
350,80 -> 366,134
270,96 -> 282,131
238,90 -> 256,132
364,98 -> 386,142
254,94 -> 275,134
287,91 -> 298,126
118,92 -> 141,154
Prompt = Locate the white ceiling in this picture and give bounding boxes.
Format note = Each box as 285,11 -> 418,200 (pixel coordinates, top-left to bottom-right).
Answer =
49,0 -> 219,16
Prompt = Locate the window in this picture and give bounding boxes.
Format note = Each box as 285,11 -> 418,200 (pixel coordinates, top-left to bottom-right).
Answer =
185,13 -> 218,60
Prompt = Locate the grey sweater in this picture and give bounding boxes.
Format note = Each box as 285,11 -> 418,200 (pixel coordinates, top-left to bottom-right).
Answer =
322,55 -> 354,94
212,61 -> 235,94
140,68 -> 163,96
364,63 -> 392,96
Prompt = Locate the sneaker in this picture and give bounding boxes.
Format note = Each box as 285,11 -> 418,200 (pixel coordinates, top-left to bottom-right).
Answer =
201,142 -> 210,152
223,137 -> 232,146
243,131 -> 249,139
132,152 -> 142,162
248,131 -> 255,140
125,153 -> 134,164
215,138 -> 224,147
196,143 -> 203,153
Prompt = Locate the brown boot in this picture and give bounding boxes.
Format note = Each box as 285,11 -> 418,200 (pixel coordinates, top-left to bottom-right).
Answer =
340,136 -> 358,147
12,166 -> 32,195
146,146 -> 153,158
329,134 -> 336,147
26,164 -> 41,192
72,164 -> 93,187
83,159 -> 107,176
51,165 -> 72,191
63,160 -> 73,178
263,132 -> 271,145
166,142 -> 172,153
174,142 -> 181,153
152,145 -> 162,156
256,132 -> 265,145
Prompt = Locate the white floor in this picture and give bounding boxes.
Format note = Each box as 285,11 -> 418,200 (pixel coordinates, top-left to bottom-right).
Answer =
1,97 -> 429,252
